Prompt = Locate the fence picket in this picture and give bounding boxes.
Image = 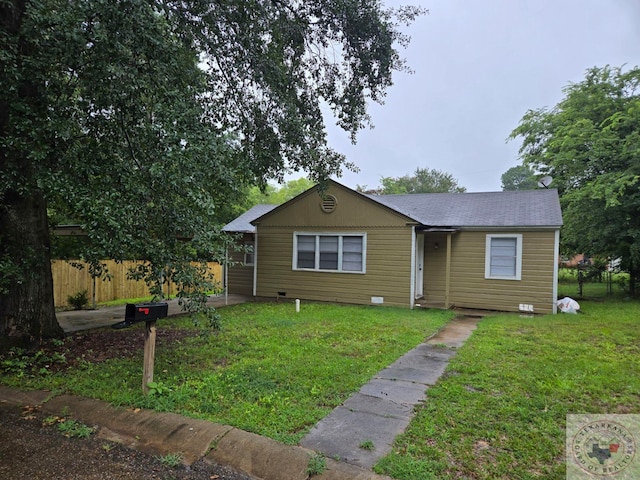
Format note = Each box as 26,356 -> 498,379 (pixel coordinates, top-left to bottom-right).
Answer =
51,260 -> 222,307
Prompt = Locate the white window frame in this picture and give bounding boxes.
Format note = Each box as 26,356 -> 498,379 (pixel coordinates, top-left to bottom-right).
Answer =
292,232 -> 367,273
485,234 -> 522,280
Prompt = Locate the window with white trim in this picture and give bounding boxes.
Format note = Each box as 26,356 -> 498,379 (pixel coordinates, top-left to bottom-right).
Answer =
485,234 -> 522,280
293,233 -> 366,273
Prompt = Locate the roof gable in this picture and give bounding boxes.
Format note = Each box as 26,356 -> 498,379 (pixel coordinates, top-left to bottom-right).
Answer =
251,180 -> 415,227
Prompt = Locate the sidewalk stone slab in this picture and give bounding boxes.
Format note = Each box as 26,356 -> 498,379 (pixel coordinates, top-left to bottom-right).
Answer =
376,360 -> 449,385
359,378 -> 428,405
301,407 -> 411,468
301,316 -> 482,469
342,393 -> 413,419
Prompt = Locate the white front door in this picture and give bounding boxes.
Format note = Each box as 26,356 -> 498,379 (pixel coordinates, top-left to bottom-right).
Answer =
415,234 -> 424,299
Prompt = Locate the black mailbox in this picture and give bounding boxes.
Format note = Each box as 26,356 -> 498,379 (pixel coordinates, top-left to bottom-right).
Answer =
112,302 -> 168,329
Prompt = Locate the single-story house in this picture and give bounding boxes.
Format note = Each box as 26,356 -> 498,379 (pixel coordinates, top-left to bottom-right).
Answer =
223,180 -> 563,314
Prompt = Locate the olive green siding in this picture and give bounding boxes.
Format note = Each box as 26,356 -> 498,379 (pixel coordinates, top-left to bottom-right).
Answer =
422,230 -> 558,314
227,233 -> 254,295
254,184 -> 415,307
234,182 -> 559,312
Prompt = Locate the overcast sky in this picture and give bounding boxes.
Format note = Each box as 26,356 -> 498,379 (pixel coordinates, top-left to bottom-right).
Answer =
318,0 -> 640,192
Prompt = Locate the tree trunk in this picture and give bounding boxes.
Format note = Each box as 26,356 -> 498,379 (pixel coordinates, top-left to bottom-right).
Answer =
1,0 -> 64,351
0,192 -> 64,351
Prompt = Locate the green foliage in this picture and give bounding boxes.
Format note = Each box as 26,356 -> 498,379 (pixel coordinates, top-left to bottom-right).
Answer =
0,0 -> 426,346
359,167 -> 466,194
146,381 -> 172,397
230,177 -> 315,223
0,346 -> 67,376
67,290 -> 89,310
44,415 -> 95,439
247,178 -> 314,206
500,165 -> 538,190
510,65 -> 640,293
307,452 -> 327,476
57,419 -> 96,439
155,452 -> 184,468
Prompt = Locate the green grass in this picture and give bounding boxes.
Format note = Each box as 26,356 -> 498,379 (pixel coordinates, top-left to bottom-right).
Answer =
375,299 -> 640,479
2,302 -> 451,445
307,452 -> 327,476
155,452 -> 184,467
43,415 -> 96,438
8,291 -> 638,478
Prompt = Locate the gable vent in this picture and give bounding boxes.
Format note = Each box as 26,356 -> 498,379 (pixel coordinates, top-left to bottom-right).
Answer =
320,194 -> 337,213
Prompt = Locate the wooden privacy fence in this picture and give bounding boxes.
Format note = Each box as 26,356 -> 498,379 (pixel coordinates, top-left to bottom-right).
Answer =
51,260 -> 223,308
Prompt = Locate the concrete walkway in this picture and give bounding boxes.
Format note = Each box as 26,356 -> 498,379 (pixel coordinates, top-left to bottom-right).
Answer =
57,294 -> 252,332
300,315 -> 481,469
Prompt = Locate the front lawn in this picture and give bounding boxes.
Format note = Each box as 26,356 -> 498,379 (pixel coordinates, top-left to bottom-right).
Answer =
375,299 -> 640,479
0,302 -> 452,445
5,297 -> 639,478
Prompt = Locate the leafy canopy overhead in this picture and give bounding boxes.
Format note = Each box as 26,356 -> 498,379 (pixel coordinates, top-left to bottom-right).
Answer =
510,65 -> 640,292
0,0 -> 426,344
358,167 -> 466,194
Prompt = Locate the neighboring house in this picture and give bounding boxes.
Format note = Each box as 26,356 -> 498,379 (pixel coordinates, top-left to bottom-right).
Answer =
223,180 -> 563,314
560,254 -> 590,268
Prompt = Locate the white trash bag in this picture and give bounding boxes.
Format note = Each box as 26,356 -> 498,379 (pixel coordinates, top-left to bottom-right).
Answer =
557,297 -> 580,314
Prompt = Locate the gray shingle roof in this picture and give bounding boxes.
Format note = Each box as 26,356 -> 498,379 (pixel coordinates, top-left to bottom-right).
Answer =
224,187 -> 563,232
366,189 -> 563,227
222,204 -> 277,233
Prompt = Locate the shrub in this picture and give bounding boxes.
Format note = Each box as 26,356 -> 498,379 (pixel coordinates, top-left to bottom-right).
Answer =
67,290 -> 88,310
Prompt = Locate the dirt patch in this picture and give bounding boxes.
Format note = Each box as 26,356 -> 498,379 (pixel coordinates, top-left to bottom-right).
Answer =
0,402 -> 254,480
13,326 -> 199,374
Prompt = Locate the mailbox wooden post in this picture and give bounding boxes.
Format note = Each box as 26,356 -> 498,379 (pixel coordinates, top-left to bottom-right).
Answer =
112,302 -> 168,395
142,320 -> 157,395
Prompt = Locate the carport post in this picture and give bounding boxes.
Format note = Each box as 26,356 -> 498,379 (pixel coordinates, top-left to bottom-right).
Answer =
142,320 -> 157,395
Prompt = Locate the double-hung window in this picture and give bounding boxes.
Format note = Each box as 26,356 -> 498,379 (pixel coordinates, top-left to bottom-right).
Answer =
485,234 -> 522,280
293,233 -> 366,273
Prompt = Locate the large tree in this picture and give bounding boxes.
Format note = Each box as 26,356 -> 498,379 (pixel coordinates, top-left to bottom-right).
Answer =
359,167 -> 466,194
510,65 -> 640,293
242,177 -> 315,209
0,0 -> 424,349
500,165 -> 538,191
